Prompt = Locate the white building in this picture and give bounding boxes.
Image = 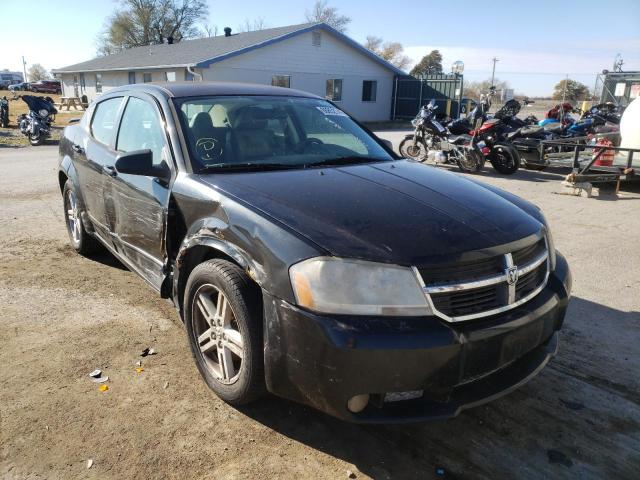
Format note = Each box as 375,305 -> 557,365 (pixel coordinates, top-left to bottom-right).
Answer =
52,23 -> 404,122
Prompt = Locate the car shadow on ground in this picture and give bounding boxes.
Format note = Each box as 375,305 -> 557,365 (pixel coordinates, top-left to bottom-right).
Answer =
237,296 -> 639,479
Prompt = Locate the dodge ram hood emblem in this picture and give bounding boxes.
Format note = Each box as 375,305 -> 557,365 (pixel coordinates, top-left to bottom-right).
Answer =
506,266 -> 519,285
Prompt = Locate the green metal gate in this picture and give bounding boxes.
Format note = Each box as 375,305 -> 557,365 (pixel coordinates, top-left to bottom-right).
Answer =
392,74 -> 464,120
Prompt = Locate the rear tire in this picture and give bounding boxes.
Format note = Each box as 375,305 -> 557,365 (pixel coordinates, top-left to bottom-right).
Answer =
489,144 -> 520,174
62,180 -> 100,255
184,259 -> 266,406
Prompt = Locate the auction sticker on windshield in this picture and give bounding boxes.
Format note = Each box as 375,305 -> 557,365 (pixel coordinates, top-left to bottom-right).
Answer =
316,106 -> 348,117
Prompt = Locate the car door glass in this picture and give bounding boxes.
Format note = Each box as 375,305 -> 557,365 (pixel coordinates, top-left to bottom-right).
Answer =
91,97 -> 123,145
117,97 -> 165,166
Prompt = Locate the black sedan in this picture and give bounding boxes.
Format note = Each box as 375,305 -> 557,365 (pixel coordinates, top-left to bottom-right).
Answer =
57,82 -> 571,423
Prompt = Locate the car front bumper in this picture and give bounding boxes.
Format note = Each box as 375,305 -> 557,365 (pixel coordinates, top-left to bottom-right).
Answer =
263,252 -> 572,423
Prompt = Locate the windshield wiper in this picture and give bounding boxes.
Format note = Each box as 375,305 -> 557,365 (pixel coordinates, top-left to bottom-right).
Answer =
199,162 -> 300,173
306,156 -> 388,168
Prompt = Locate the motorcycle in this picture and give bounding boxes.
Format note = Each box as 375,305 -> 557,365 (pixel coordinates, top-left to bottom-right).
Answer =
399,99 -> 484,173
0,96 -> 8,128
17,95 -> 57,145
446,91 -> 521,175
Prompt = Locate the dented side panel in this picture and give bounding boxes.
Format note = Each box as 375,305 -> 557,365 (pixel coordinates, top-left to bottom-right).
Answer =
171,174 -> 324,305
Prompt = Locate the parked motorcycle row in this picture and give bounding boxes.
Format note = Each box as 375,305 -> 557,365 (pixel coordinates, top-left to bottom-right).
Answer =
0,94 -> 58,145
399,88 -> 625,175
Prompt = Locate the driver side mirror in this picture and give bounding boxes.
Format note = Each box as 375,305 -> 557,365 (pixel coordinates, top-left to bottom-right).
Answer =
115,149 -> 170,181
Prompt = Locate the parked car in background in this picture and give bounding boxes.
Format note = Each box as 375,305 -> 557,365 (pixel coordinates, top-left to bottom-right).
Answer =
9,82 -> 30,92
58,82 -> 571,423
0,72 -> 24,89
29,80 -> 61,94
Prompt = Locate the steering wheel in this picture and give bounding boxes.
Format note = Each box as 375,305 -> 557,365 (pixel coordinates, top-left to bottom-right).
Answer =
297,137 -> 324,153
195,137 -> 223,160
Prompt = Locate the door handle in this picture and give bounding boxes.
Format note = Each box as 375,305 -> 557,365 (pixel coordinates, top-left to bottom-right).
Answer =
72,144 -> 84,154
102,165 -> 117,177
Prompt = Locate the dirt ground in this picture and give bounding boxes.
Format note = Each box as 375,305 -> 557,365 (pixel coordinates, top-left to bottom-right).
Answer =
1,144 -> 639,480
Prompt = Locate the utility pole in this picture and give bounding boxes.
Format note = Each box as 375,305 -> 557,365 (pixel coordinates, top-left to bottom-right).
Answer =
490,57 -> 499,87
21,56 -> 27,82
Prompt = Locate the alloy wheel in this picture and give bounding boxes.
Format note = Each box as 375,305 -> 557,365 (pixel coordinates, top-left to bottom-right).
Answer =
192,284 -> 244,384
65,189 -> 81,244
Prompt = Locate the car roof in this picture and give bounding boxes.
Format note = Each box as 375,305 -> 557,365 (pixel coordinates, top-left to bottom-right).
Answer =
109,81 -> 322,100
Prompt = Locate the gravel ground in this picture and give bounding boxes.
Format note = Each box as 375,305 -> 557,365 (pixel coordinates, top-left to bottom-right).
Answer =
1,143 -> 639,479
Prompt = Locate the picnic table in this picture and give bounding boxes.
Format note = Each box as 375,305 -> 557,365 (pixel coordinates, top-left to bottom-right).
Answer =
57,97 -> 85,111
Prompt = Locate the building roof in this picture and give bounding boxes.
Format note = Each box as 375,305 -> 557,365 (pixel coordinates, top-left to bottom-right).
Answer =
52,22 -> 405,76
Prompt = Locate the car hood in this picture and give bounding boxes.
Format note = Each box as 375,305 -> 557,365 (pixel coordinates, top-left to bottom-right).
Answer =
200,160 -> 543,265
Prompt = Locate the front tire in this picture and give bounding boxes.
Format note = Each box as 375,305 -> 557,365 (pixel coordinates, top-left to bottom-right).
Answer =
29,133 -> 44,146
399,136 -> 428,160
62,181 -> 100,255
455,147 -> 484,173
489,144 -> 520,174
184,259 -> 265,406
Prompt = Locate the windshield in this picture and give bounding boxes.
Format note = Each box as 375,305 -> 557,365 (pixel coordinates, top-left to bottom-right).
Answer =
174,95 -> 393,172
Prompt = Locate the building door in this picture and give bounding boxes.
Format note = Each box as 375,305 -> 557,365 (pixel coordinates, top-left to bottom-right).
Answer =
73,75 -> 79,97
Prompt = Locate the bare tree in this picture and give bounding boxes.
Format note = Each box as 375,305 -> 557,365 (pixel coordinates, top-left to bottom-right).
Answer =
237,18 -> 267,33
363,36 -> 411,70
97,0 -> 209,55
305,0 -> 351,33
200,24 -> 218,37
27,64 -> 50,82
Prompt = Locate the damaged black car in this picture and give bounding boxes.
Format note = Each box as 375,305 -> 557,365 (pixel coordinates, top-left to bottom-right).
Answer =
58,82 -> 572,423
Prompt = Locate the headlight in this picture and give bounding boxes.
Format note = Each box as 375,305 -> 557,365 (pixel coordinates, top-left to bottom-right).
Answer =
289,257 -> 431,316
39,109 -> 49,117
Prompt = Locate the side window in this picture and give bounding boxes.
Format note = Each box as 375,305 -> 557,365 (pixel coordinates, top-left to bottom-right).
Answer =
143,73 -> 152,83
117,97 -> 166,166
90,97 -> 123,146
362,80 -> 377,102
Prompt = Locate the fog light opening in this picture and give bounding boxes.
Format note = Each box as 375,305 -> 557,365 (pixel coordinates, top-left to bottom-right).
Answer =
347,394 -> 370,413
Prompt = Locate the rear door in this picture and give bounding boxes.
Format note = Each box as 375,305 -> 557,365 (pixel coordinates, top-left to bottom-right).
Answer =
106,93 -> 173,290
74,96 -> 124,242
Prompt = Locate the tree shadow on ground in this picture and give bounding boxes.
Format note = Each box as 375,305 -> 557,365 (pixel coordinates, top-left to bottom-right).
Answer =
238,296 -> 640,480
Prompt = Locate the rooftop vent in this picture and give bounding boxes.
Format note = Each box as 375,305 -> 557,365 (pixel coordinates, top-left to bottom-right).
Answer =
224,27 -> 232,37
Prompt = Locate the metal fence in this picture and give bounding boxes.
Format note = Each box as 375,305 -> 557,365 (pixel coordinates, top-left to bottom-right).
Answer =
391,74 -> 464,120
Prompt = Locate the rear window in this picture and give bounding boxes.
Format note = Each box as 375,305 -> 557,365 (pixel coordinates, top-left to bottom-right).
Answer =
90,97 -> 123,146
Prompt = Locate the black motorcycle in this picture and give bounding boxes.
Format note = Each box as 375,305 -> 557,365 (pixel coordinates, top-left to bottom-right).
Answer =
17,95 -> 57,145
0,96 -> 8,128
399,99 -> 484,173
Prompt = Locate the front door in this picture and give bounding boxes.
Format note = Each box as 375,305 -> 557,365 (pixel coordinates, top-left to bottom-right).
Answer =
74,96 -> 124,241
106,94 -> 172,290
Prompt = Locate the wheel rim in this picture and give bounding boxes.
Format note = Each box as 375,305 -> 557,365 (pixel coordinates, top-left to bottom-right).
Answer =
192,284 -> 243,385
406,145 -> 422,158
65,189 -> 81,244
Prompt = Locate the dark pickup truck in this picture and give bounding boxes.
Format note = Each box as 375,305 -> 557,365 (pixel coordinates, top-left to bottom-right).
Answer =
57,82 -> 571,423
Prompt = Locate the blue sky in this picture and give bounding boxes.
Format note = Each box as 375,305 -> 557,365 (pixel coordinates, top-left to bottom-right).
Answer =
1,0 -> 639,96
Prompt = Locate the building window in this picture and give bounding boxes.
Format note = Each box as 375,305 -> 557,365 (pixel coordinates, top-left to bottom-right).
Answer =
165,71 -> 176,82
143,73 -> 152,83
326,79 -> 343,102
128,72 -> 136,84
271,75 -> 291,88
362,80 -> 377,102
95,74 -> 102,93
312,31 -> 321,47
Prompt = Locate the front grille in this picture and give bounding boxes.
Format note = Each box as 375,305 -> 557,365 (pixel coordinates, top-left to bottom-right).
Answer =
416,237 -> 549,322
